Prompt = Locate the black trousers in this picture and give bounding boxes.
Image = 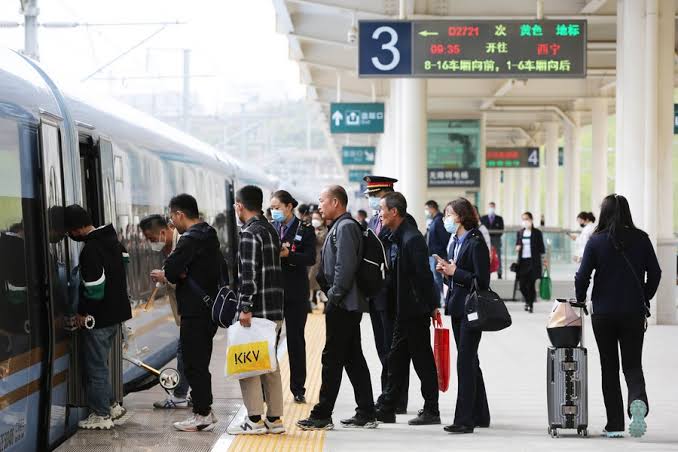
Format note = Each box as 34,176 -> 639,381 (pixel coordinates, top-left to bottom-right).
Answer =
311,304 -> 375,419
370,303 -> 409,410
518,258 -> 537,307
451,316 -> 490,427
380,315 -> 438,414
592,313 -> 649,432
284,297 -> 308,397
180,315 -> 218,416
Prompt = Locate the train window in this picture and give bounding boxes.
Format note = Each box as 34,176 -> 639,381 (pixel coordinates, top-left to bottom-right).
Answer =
114,155 -> 123,183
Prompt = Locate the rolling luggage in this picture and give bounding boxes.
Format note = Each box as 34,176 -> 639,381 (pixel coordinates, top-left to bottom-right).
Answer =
547,299 -> 589,438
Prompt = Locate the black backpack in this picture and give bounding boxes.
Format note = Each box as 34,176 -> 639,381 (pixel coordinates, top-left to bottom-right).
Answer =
331,218 -> 389,297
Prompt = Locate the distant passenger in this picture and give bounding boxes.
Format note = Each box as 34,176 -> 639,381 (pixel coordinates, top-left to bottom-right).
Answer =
297,185 -> 376,431
480,202 -> 505,278
356,209 -> 369,230
270,190 -> 316,404
308,210 -> 328,309
436,198 -> 491,434
569,211 -> 596,263
425,200 -> 451,307
297,203 -> 312,224
228,185 -> 286,435
473,205 -> 492,256
375,192 -> 440,426
139,215 -> 191,410
164,194 -> 223,432
515,211 -> 545,313
575,194 -> 660,438
64,204 -> 132,430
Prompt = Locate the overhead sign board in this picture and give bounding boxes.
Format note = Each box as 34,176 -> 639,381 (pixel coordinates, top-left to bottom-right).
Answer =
427,120 -> 480,188
486,147 -> 540,168
330,103 -> 384,134
342,146 -> 376,165
348,169 -> 372,183
428,168 -> 480,187
359,20 -> 586,78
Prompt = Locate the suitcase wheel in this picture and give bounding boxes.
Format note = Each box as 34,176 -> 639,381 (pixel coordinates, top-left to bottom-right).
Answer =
549,427 -> 559,438
577,427 -> 588,437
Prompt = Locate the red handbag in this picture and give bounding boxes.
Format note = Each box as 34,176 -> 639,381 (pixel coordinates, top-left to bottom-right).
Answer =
433,311 -> 450,392
490,246 -> 500,273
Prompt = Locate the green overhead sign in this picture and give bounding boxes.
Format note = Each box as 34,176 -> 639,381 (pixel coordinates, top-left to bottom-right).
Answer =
331,103 -> 384,134
348,169 -> 372,182
342,146 -> 376,165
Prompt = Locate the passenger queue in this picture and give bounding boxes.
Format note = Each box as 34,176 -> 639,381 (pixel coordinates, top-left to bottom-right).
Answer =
62,175 -> 661,439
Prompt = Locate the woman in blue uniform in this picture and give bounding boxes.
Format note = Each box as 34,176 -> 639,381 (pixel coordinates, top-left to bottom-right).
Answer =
270,190 -> 316,403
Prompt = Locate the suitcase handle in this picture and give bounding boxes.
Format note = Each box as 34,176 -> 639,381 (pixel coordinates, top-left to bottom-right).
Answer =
556,298 -> 589,315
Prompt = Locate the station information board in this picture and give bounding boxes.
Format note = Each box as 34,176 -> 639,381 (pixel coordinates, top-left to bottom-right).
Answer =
359,20 -> 586,78
342,146 -> 376,165
486,147 -> 540,168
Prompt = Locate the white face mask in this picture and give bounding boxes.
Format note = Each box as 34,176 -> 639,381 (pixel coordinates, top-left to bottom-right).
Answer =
311,219 -> 322,229
150,241 -> 165,252
368,196 -> 381,211
444,217 -> 457,234
488,207 -> 495,216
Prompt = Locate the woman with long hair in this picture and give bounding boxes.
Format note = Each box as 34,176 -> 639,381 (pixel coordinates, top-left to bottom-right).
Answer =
575,194 -> 661,438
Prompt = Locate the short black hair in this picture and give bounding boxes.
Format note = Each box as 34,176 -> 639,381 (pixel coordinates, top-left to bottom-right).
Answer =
139,214 -> 168,232
577,211 -> 596,223
271,190 -> 298,208
383,192 -> 407,217
326,185 -> 348,207
169,194 -> 199,219
523,211 -> 534,220
298,203 -> 310,215
357,209 -> 367,218
425,200 -> 439,210
64,204 -> 93,230
236,185 -> 263,212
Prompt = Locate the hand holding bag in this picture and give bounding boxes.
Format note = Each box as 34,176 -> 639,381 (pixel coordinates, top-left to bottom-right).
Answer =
432,311 -> 450,392
225,317 -> 278,380
464,279 -> 512,332
539,267 -> 552,300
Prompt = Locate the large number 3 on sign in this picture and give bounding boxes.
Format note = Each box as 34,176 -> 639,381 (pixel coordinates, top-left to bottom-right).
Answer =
371,26 -> 401,71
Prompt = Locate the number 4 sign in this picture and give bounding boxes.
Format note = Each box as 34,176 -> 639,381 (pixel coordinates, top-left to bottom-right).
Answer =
359,21 -> 412,76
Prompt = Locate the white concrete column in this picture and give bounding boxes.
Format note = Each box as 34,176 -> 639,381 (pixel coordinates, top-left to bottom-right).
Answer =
479,113 -> 488,207
398,78 -> 428,231
643,0 -> 658,243
590,98 -> 609,211
655,0 -> 676,324
562,121 -> 573,227
565,111 -> 581,228
529,163 -> 541,225
544,121 -> 559,227
503,169 -> 516,227
391,79 -> 402,180
615,0 -> 646,223
516,168 -> 528,219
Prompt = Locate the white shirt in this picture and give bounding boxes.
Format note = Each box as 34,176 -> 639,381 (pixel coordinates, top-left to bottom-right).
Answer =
522,229 -> 532,259
575,222 -> 595,258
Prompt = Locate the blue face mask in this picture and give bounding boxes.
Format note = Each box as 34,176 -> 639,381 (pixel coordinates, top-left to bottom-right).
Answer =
444,218 -> 457,234
368,197 -> 381,211
271,209 -> 285,223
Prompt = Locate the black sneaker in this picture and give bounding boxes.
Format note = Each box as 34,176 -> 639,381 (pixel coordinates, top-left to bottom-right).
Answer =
408,409 -> 441,426
375,409 -> 396,424
340,414 -> 378,429
293,394 -> 306,404
297,417 -> 334,431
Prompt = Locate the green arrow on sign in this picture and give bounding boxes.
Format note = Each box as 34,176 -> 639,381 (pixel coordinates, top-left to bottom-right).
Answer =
418,30 -> 439,37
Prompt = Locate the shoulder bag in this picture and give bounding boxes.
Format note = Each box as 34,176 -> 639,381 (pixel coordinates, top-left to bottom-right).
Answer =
464,278 -> 512,332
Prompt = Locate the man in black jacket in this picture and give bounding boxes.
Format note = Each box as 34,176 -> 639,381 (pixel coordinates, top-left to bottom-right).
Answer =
164,194 -> 223,432
375,192 -> 440,426
425,200 -> 451,305
480,202 -> 504,278
64,205 -> 132,430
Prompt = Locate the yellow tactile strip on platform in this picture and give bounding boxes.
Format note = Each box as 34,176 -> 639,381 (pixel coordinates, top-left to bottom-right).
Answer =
229,311 -> 326,452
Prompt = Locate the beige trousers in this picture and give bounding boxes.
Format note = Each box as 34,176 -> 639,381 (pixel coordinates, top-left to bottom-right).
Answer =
238,321 -> 284,417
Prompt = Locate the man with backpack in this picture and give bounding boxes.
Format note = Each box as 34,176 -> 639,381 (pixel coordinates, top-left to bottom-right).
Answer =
297,185 -> 377,431
164,194 -> 223,432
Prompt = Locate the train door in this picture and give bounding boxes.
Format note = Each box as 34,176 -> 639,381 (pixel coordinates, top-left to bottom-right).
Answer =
224,180 -> 238,289
37,116 -> 71,449
69,134 -> 123,406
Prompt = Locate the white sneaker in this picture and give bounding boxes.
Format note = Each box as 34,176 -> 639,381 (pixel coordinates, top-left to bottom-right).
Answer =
110,402 -> 127,421
264,418 -> 286,434
227,418 -> 268,435
78,413 -> 114,430
173,412 -> 218,432
153,395 -> 190,409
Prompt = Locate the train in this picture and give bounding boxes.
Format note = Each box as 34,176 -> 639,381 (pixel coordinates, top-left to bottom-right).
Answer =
0,48 -> 284,451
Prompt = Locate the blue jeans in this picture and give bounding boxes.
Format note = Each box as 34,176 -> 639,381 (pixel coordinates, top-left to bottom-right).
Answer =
429,257 -> 444,307
173,339 -> 190,398
82,324 -> 118,416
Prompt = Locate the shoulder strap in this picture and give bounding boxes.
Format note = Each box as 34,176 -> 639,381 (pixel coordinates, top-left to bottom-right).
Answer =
185,276 -> 213,308
618,246 -> 650,316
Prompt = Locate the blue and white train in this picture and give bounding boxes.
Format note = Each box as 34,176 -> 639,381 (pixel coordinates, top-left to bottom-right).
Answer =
0,48 -> 280,451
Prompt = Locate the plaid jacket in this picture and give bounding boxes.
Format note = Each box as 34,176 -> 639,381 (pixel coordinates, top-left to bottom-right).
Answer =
237,215 -> 284,320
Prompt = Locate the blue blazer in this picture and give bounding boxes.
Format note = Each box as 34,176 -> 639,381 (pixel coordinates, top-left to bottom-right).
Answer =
444,228 -> 490,318
427,212 -> 451,258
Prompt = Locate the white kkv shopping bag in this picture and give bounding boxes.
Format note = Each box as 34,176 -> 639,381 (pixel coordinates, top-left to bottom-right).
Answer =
225,317 -> 278,380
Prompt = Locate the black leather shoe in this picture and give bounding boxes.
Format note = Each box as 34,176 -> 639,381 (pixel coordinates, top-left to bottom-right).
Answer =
294,394 -> 306,404
395,407 -> 407,415
408,410 -> 441,426
475,422 -> 490,428
375,409 -> 396,424
444,424 -> 474,434
339,414 -> 378,429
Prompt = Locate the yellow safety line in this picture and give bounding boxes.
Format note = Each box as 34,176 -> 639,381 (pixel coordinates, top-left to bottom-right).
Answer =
229,310 -> 326,452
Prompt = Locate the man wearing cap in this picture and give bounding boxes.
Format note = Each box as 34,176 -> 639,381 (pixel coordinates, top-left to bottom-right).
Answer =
363,175 -> 412,414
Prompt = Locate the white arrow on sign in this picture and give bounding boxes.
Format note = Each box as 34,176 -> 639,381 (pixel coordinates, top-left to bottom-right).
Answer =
332,110 -> 344,126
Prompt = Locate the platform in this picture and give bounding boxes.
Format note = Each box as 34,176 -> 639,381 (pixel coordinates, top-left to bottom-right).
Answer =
58,302 -> 678,452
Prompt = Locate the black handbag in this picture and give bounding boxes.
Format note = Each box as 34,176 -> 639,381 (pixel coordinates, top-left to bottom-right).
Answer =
464,279 -> 512,332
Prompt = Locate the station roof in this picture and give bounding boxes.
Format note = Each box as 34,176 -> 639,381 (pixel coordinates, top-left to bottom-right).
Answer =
272,0 -> 678,148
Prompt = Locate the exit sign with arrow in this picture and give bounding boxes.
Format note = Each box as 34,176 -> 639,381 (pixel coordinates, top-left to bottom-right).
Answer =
330,103 -> 385,134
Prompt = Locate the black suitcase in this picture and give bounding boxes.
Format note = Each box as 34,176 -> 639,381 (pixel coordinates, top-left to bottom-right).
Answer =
546,299 -> 589,438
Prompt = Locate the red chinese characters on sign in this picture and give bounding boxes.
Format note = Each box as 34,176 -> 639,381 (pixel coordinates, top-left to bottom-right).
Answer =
487,150 -> 519,159
430,44 -> 461,55
536,43 -> 562,56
